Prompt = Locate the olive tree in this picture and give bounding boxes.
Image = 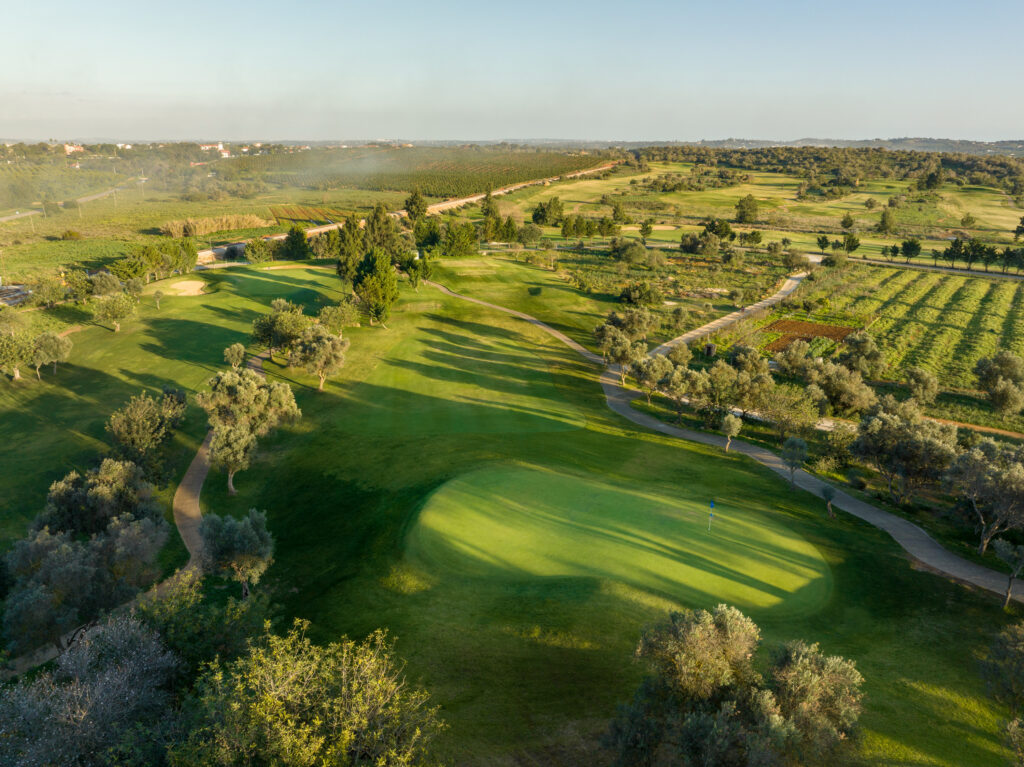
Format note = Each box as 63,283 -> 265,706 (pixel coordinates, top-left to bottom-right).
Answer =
0,332 -> 31,381
172,619 -> 444,767
30,331 -> 72,379
289,324 -> 350,391
782,436 -> 808,486
721,413 -> 742,451
606,605 -> 863,767
197,369 -> 301,494
92,292 -> 136,332
105,390 -> 186,482
0,614 -> 178,767
223,342 -> 246,370
199,509 -> 274,598
982,621 -> 1024,715
906,366 -> 939,405
993,539 -> 1024,609
630,354 -> 673,404
944,439 -> 1024,554
318,299 -> 359,336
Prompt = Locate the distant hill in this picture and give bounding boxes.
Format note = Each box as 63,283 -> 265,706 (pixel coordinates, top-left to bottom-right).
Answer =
496,137 -> 1024,157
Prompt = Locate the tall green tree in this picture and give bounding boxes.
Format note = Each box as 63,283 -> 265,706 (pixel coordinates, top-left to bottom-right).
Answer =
364,202 -> 403,261
442,221 -> 479,258
735,194 -> 758,223
197,369 -> 301,494
336,213 -> 365,280
354,248 -> 400,328
404,188 -> 428,221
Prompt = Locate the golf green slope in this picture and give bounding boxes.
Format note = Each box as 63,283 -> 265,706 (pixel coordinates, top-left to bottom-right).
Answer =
409,465 -> 830,613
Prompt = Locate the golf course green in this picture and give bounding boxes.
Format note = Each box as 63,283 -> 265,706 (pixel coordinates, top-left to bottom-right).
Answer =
409,464 -> 831,613
0,261 -> 1016,765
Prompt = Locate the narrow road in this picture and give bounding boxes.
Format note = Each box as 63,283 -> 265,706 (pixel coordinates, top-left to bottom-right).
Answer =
194,162 -> 619,264
426,278 -> 1024,604
0,179 -> 139,223
651,270 -> 811,356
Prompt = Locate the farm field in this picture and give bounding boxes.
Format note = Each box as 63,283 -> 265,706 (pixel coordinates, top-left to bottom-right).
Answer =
221,146 -> 607,198
776,263 -> 1024,389
491,160 -> 1022,266
0,187 -> 412,281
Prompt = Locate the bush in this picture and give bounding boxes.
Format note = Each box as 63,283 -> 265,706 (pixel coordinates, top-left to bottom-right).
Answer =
60,229 -> 82,241
527,286 -> 542,296
845,467 -> 867,490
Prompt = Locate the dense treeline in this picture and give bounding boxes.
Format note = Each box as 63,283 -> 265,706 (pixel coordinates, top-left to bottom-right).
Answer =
631,145 -> 1024,196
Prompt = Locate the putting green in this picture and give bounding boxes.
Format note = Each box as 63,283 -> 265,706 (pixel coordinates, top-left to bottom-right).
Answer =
408,465 -> 832,613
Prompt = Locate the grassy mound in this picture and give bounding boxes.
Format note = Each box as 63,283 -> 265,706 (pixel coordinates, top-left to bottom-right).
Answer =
409,464 -> 830,613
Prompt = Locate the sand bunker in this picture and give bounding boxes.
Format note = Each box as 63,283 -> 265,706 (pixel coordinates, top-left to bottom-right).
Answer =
170,280 -> 206,296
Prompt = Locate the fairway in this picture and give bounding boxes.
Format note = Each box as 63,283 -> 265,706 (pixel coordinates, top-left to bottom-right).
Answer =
345,317 -> 586,436
409,465 -> 831,612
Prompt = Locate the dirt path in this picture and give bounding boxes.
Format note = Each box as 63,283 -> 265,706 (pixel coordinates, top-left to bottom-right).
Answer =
858,257 -> 1024,280
170,351 -> 268,568
58,325 -> 83,338
927,417 -> 1024,440
426,279 -> 1024,604
651,271 -> 811,355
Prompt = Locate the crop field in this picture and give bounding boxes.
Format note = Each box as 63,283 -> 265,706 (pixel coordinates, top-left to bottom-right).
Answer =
222,146 -> 607,198
270,204 -> 352,225
0,162 -> 129,213
762,318 -> 857,352
0,187 -> 409,280
772,264 -> 1024,389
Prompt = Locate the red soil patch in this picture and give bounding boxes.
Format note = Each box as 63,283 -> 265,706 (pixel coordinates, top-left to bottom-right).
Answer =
763,319 -> 856,352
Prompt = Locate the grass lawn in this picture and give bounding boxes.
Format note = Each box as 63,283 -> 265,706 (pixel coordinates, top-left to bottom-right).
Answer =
429,256 -> 621,350
0,263 -> 1017,765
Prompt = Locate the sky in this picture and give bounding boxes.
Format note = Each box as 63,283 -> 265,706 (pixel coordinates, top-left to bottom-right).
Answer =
1,0 -> 1022,142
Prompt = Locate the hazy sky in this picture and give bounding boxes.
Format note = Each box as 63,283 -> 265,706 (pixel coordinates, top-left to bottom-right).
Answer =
2,0 -> 1021,141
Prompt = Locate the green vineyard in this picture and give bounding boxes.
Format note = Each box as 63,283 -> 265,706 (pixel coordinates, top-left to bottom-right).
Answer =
787,264 -> 1024,388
